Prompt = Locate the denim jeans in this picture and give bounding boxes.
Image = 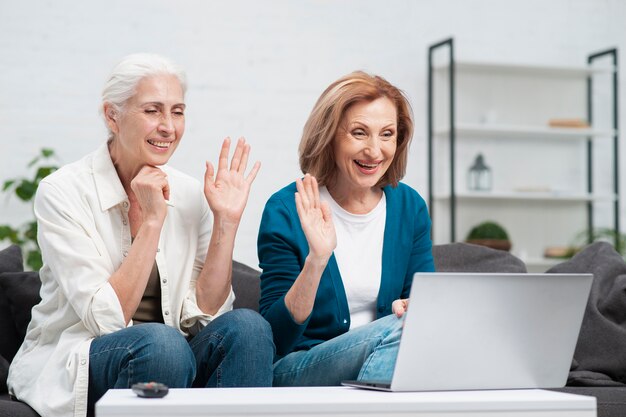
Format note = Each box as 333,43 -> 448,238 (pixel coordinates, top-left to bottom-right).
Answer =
273,314 -> 403,386
87,309 -> 274,412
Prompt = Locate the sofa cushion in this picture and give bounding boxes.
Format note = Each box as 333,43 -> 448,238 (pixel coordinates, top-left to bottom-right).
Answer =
0,355 -> 8,396
0,245 -> 25,395
0,270 -> 41,395
232,260 -> 261,312
0,392 -> 40,417
0,271 -> 41,344
553,387 -> 626,417
0,291 -> 16,381
547,242 -> 626,386
0,245 -> 23,275
433,242 -> 527,273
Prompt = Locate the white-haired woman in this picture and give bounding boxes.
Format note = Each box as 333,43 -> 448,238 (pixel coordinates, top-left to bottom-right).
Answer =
8,54 -> 274,417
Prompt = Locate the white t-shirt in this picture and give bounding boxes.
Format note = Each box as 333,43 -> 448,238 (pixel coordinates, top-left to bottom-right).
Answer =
319,186 -> 386,329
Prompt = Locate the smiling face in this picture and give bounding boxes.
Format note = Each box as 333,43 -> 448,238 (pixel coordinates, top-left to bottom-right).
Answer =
106,74 -> 185,182
331,97 -> 398,196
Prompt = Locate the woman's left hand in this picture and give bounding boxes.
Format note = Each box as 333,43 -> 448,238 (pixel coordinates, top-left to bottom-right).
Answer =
392,298 -> 409,318
204,137 -> 261,225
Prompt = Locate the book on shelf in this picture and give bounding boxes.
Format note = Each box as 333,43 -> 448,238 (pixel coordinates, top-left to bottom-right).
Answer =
548,118 -> 589,128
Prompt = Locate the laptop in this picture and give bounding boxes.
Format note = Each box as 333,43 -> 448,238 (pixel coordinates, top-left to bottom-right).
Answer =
342,272 -> 592,392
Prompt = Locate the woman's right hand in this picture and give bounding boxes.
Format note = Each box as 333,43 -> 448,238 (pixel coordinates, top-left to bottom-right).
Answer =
130,166 -> 170,225
295,174 -> 337,262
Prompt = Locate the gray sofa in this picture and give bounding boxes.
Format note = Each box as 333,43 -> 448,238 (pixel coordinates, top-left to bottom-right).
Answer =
2,242 -> 626,417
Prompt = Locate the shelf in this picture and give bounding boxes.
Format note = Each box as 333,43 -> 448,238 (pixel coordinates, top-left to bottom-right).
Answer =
435,61 -> 616,77
434,123 -> 616,140
427,39 -> 619,248
433,191 -> 617,203
523,257 -> 565,272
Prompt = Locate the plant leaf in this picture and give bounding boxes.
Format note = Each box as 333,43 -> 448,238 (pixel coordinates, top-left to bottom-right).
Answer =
41,148 -> 55,158
2,179 -> 15,191
0,225 -> 22,244
35,166 -> 57,182
24,221 -> 38,241
26,250 -> 43,271
27,156 -> 40,168
15,181 -> 37,201
0,225 -> 17,240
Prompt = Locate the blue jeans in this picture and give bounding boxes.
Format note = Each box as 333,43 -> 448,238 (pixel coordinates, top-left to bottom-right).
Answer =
87,309 -> 274,410
273,314 -> 403,386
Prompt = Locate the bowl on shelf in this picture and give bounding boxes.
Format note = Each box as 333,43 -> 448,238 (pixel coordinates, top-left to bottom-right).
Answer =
466,238 -> 512,252
465,221 -> 512,252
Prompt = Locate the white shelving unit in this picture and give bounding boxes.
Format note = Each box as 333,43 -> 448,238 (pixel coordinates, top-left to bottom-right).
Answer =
427,38 -> 619,272
438,61 -> 615,77
434,123 -> 616,140
433,192 -> 617,203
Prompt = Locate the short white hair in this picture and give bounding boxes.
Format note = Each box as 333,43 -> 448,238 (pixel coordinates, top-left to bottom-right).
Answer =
101,53 -> 187,137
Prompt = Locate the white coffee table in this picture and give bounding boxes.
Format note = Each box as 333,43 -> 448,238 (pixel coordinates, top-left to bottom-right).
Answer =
96,386 -> 596,417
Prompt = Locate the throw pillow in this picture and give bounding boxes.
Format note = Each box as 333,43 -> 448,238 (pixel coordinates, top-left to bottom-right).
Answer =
547,242 -> 626,386
0,245 -> 23,274
433,242 -> 527,273
231,260 -> 261,312
0,354 -> 8,394
0,271 -> 41,362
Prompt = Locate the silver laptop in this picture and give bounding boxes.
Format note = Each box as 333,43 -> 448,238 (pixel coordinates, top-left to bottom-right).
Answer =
342,272 -> 592,391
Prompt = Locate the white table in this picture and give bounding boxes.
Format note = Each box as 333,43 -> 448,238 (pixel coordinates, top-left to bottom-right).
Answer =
96,386 -> 596,417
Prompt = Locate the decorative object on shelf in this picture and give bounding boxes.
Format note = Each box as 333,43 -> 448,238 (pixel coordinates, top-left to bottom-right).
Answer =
548,118 -> 589,128
466,221 -> 512,252
544,246 -> 579,259
467,153 -> 492,191
544,227 -> 626,261
571,227 -> 626,257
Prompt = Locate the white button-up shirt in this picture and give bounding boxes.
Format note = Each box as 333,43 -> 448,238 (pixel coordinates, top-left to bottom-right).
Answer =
8,143 -> 234,417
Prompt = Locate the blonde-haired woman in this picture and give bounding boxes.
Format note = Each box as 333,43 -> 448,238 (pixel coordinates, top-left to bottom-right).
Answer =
258,71 -> 434,386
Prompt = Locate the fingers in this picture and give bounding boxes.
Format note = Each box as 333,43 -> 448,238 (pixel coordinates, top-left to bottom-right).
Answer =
162,181 -> 170,202
296,174 -> 327,221
320,201 -> 333,223
131,166 -> 170,211
217,137 -> 231,172
204,161 -> 215,190
230,137 -> 245,172
213,137 -> 260,181
295,191 -> 304,221
392,298 -> 409,318
239,142 -> 250,174
295,177 -> 310,209
299,174 -> 319,209
311,175 -> 320,207
246,161 -> 261,184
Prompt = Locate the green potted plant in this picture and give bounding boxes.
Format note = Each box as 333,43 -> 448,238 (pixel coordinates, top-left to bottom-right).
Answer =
465,221 -> 512,252
566,227 -> 626,258
0,148 -> 59,270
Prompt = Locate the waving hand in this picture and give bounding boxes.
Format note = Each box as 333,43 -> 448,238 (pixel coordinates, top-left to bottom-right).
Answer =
295,174 -> 337,261
204,137 -> 261,225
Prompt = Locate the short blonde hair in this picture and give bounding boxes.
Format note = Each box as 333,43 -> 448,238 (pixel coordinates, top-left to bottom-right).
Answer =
299,71 -> 413,188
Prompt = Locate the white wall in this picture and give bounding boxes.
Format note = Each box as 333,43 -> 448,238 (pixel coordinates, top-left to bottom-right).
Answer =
1,0 -> 624,268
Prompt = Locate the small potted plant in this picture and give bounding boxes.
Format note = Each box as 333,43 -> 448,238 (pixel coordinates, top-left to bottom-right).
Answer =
0,148 -> 59,270
465,221 -> 512,252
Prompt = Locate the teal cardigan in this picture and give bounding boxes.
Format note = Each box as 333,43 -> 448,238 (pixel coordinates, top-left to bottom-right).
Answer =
258,182 -> 435,357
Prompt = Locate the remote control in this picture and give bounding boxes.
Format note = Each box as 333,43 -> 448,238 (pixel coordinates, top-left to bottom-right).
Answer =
132,382 -> 169,398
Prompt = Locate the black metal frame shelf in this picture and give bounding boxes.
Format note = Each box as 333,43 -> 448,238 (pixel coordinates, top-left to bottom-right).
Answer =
427,37 -> 620,250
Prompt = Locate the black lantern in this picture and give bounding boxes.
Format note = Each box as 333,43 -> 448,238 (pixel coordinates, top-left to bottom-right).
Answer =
468,153 -> 492,191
